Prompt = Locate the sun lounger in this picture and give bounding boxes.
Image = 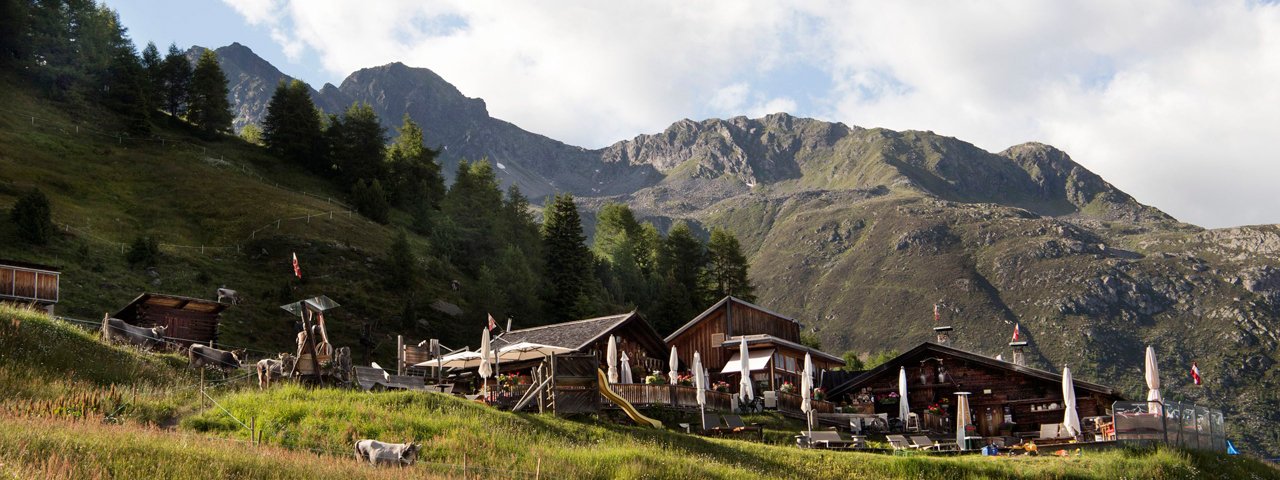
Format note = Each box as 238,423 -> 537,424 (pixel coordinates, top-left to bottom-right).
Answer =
803,430 -> 863,450
722,414 -> 764,441
387,374 -> 425,391
886,434 -> 913,451
353,366 -> 391,391
909,435 -> 948,451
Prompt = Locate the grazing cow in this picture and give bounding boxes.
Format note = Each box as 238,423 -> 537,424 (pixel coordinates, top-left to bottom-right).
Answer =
188,344 -> 245,372
256,353 -> 297,389
215,287 -> 241,305
101,314 -> 168,350
354,440 -> 420,467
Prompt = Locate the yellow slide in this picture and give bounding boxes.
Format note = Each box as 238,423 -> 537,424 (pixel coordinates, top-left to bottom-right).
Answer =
596,369 -> 663,428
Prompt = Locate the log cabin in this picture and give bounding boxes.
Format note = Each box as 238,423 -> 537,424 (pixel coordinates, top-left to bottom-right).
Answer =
826,342 -> 1125,438
664,296 -> 845,391
499,311 -> 669,373
113,293 -> 227,348
0,260 -> 60,314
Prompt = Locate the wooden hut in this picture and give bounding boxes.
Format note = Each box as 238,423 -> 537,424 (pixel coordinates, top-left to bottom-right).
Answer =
826,342 -> 1125,438
0,260 -> 60,314
664,296 -> 845,390
113,293 -> 227,348
500,311 -> 669,373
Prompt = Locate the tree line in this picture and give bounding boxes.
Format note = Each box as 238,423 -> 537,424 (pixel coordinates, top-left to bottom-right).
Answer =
0,0 -> 232,137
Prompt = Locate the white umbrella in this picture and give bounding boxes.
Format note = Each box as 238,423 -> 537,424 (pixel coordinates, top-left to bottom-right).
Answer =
955,392 -> 971,450
694,351 -> 707,429
418,349 -> 482,368
606,335 -> 619,384
898,367 -> 910,428
1062,366 -> 1082,437
801,352 -> 814,437
1145,345 -> 1162,415
738,337 -> 754,403
620,351 -> 634,384
668,346 -> 679,386
478,329 -> 493,382
497,342 -> 573,362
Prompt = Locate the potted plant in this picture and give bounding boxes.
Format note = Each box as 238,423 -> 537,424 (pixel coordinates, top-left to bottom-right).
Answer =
813,387 -> 826,401
778,381 -> 796,394
676,373 -> 694,387
926,403 -> 943,415
712,381 -> 731,393
644,371 -> 667,385
880,392 -> 900,404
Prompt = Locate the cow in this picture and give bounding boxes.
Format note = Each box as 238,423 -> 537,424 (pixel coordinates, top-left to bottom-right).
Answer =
256,353 -> 297,389
353,440 -> 420,467
101,314 -> 168,350
188,344 -> 245,372
215,287 -> 241,305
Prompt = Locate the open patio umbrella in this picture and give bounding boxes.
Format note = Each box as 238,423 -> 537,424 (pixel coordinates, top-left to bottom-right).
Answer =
898,367 -> 910,428
955,392 -> 971,450
694,351 -> 707,429
801,352 -> 814,438
606,335 -> 619,384
620,351 -> 634,384
668,346 -> 679,386
738,337 -> 754,404
496,342 -> 572,362
478,328 -> 493,394
1062,366 -> 1082,437
1145,345 -> 1162,415
417,349 -> 483,369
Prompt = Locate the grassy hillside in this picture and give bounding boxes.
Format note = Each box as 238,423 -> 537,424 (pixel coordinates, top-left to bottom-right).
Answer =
0,75 -> 462,363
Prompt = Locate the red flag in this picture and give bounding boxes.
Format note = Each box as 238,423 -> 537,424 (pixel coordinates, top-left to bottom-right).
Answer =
487,313 -> 497,331
933,304 -> 941,322
1012,323 -> 1021,342
292,252 -> 302,279
1191,362 -> 1202,385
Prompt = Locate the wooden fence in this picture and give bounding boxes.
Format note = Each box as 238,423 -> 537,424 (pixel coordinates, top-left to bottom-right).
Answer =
609,384 -> 823,413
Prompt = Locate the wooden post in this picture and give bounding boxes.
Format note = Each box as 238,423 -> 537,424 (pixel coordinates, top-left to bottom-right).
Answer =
536,456 -> 541,480
250,417 -> 256,446
200,369 -> 205,408
396,335 -> 404,376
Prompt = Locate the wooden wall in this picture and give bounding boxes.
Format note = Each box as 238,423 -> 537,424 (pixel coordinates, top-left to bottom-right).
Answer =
668,300 -> 802,371
133,305 -> 219,348
0,266 -> 59,303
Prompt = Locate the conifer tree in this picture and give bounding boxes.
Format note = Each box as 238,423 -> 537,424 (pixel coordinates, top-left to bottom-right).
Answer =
139,41 -> 163,113
653,221 -> 706,332
187,50 -> 232,136
702,228 -> 755,302
440,160 -> 502,276
262,80 -> 324,170
386,114 -> 445,210
160,43 -> 191,117
542,193 -> 593,322
386,229 -> 417,290
103,45 -> 150,134
326,103 -> 386,184
10,189 -> 53,245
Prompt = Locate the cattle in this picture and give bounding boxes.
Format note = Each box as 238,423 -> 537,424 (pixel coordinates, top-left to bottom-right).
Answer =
256,353 -> 296,389
101,314 -> 168,350
353,440 -> 420,467
216,287 -> 241,305
188,344 -> 245,372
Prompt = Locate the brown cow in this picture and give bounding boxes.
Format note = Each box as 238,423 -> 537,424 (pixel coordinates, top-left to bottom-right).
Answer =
101,313 -> 168,350
256,353 -> 297,389
188,344 -> 245,372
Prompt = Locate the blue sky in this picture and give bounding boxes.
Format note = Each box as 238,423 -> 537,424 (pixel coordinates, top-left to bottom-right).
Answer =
109,1 -> 1280,228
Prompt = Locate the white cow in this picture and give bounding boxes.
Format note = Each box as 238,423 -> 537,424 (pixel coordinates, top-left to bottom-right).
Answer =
216,287 -> 241,305
354,439 -> 420,467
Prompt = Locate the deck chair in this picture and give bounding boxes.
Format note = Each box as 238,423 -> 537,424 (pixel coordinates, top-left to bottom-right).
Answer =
700,412 -> 730,436
909,435 -> 941,451
807,430 -> 861,450
722,414 -> 764,442
353,366 -> 390,391
387,375 -> 424,391
886,435 -> 913,452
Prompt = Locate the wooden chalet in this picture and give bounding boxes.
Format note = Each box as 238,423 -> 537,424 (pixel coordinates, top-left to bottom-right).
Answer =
827,342 -> 1125,438
114,293 -> 228,348
0,260 -> 60,314
664,296 -> 845,391
499,311 -> 668,373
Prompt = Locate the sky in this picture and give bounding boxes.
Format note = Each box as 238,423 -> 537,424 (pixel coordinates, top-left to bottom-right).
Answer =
111,1 -> 1280,229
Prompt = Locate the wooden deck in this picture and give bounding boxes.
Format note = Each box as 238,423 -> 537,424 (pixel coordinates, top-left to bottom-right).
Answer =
609,384 -> 833,414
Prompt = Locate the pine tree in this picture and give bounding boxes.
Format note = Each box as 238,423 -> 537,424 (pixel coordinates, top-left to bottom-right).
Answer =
160,44 -> 191,117
326,103 -> 387,184
102,45 -> 150,134
187,49 -> 232,136
139,41 -> 163,113
386,114 -> 445,210
542,193 -> 593,322
440,160 -> 503,276
351,178 -> 390,224
386,229 -> 417,291
262,80 -> 324,170
653,221 -> 706,331
10,189 -> 54,245
702,228 -> 754,302
0,0 -> 29,67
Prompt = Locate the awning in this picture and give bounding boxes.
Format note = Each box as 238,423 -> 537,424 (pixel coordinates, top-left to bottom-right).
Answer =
720,349 -> 775,373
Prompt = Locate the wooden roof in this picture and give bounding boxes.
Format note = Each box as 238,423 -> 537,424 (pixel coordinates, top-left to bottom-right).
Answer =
828,342 -> 1123,398
663,296 -> 799,343
723,334 -> 845,364
500,311 -> 667,357
0,259 -> 61,273
114,293 -> 228,318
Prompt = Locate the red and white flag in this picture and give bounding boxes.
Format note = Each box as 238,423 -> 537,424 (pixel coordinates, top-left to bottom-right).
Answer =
1191,362 -> 1202,385
487,313 -> 498,332
933,304 -> 941,322
292,252 -> 302,279
1012,323 -> 1021,342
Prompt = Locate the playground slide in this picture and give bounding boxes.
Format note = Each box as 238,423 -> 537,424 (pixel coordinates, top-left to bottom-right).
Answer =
596,369 -> 664,428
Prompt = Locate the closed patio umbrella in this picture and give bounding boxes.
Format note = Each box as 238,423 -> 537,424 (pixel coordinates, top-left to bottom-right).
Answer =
478,328 -> 492,394
668,346 -> 679,386
620,351 -> 633,384
801,352 -> 814,438
606,335 -> 619,384
1145,345 -> 1162,415
738,337 -> 753,404
694,351 -> 707,429
1062,366 -> 1082,437
898,367 -> 910,428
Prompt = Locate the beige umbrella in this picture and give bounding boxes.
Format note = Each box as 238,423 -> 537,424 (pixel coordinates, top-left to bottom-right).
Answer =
417,349 -> 482,368
1062,367 -> 1082,437
497,342 -> 572,362
694,351 -> 707,429
1145,345 -> 1162,415
607,335 -> 619,384
478,328 -> 493,394
898,367 -> 910,427
955,392 -> 972,450
738,337 -> 754,403
668,346 -> 679,386
801,352 -> 814,438
620,351 -> 634,384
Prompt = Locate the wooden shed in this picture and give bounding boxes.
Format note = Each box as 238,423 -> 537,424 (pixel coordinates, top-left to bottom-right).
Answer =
0,260 -> 60,314
500,311 -> 669,373
113,293 -> 227,348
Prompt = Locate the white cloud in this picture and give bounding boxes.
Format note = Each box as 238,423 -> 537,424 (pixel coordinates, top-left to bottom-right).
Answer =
226,0 -> 1280,228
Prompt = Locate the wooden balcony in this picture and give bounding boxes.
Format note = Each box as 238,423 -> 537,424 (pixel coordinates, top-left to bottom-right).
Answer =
608,384 -> 830,414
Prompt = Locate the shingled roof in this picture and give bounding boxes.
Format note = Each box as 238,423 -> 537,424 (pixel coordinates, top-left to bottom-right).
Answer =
500,312 -> 638,351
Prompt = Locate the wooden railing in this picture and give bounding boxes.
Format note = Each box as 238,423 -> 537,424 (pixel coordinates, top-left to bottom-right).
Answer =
609,384 -> 734,411
776,391 -> 836,414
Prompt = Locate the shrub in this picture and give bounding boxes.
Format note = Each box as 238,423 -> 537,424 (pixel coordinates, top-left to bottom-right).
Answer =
126,236 -> 160,266
11,189 -> 54,244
